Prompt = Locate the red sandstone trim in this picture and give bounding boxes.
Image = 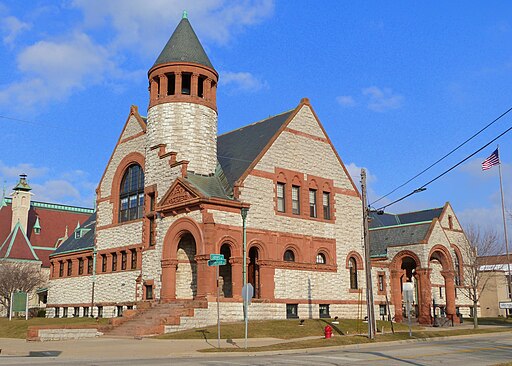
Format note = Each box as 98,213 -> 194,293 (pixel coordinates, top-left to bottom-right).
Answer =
119,130 -> 145,144
284,127 -> 329,143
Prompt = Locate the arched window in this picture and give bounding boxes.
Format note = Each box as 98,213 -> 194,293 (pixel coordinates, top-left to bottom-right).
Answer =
284,249 -> 295,262
349,257 -> 358,289
454,251 -> 461,286
316,253 -> 326,264
119,164 -> 144,222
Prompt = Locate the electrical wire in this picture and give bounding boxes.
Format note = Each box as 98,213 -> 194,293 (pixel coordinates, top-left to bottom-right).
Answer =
377,123 -> 512,212
370,106 -> 512,206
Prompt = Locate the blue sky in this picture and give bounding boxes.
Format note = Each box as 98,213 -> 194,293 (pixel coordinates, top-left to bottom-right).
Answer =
1,1 -> 512,247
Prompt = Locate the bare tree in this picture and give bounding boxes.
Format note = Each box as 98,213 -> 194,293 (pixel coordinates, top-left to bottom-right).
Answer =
0,261 -> 44,316
457,225 -> 499,328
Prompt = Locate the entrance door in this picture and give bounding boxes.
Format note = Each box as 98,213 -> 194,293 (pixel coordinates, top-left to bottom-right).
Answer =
175,234 -> 197,299
219,244 -> 232,298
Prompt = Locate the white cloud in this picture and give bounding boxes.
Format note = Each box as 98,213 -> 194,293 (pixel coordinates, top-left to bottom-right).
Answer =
72,0 -> 274,52
346,162 -> 376,185
0,161 -> 48,179
362,86 -> 404,112
1,16 -> 31,46
336,95 -> 356,107
0,32 -> 113,109
220,71 -> 267,92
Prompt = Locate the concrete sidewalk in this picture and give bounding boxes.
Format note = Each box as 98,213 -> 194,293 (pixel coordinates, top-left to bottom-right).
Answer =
0,336 -> 296,360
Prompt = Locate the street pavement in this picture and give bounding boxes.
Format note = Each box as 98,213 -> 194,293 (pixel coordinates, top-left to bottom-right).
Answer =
0,327 -> 511,365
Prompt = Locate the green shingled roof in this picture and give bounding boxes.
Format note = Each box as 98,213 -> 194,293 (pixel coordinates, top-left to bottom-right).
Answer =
153,17 -> 214,70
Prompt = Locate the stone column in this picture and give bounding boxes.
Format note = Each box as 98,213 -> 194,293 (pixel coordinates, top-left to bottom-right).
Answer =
258,260 -> 275,300
416,268 -> 432,325
204,78 -> 212,101
211,81 -> 217,106
441,270 -> 459,324
194,254 -> 210,299
159,74 -> 168,98
175,72 -> 182,95
150,79 -> 158,103
191,73 -> 199,97
160,259 -> 178,301
230,257 -> 243,301
390,269 -> 403,322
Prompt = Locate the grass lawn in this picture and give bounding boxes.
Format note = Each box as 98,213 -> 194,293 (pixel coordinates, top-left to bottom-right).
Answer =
465,317 -> 512,326
200,327 -> 512,353
155,318 -> 416,340
0,317 -> 109,339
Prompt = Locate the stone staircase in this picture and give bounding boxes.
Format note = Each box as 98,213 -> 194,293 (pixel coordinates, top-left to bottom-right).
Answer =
105,299 -> 208,337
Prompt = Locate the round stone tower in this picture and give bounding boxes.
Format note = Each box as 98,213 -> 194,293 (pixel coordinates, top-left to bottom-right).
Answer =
147,12 -> 218,176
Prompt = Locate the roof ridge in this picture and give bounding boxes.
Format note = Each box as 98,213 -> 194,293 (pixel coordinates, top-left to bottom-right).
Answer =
218,109 -> 295,137
396,207 -> 444,215
2,197 -> 94,213
369,221 -> 433,230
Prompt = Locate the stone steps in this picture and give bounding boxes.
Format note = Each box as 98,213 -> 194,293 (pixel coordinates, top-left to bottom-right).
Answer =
105,300 -> 207,337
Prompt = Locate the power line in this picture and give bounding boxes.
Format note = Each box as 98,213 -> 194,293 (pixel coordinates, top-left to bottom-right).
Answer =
377,122 -> 512,211
370,106 -> 512,206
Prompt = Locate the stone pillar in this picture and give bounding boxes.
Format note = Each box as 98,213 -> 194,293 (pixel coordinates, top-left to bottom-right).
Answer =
194,254 -> 210,299
211,81 -> 217,106
390,269 -> 403,322
230,257 -> 243,300
175,72 -> 182,95
204,78 -> 212,101
191,73 -> 199,97
441,270 -> 459,324
159,74 -> 168,97
258,260 -> 275,300
150,78 -> 158,103
416,268 -> 432,325
160,259 -> 178,301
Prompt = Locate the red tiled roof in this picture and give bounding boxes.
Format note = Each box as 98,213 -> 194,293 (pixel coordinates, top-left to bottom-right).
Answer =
0,222 -> 39,262
0,201 -> 92,267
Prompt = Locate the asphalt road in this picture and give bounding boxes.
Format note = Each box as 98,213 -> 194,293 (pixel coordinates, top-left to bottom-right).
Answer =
0,332 -> 511,366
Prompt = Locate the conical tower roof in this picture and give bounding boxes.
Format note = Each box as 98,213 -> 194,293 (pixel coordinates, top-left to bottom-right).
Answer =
152,13 -> 214,70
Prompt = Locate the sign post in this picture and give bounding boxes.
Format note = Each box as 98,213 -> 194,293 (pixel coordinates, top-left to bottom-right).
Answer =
402,282 -> 414,338
208,254 -> 226,349
242,283 -> 254,349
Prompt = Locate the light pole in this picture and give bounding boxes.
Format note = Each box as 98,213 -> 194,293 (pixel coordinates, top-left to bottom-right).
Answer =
241,207 -> 249,349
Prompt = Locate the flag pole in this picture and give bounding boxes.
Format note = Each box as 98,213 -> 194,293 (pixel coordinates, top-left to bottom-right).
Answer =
497,145 -> 512,300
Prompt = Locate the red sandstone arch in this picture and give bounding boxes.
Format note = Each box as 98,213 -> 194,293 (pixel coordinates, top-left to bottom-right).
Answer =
316,247 -> 333,264
389,250 -> 422,271
451,244 -> 464,283
345,251 -> 364,270
215,235 -> 241,255
162,217 -> 204,260
247,240 -> 268,260
283,243 -> 302,262
428,245 -> 454,271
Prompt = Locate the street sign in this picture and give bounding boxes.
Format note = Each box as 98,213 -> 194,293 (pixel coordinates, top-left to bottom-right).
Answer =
242,283 -> 254,305
499,301 -> 512,309
208,259 -> 226,266
210,254 -> 224,261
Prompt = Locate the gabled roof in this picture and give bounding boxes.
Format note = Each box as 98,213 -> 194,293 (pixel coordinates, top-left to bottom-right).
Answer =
186,164 -> 233,199
369,222 -> 431,257
0,222 -> 40,262
369,207 -> 443,229
51,213 -> 96,256
217,110 -> 294,188
0,198 -> 92,266
152,16 -> 214,70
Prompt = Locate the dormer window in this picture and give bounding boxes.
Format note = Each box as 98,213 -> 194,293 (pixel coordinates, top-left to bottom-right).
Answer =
33,216 -> 41,235
75,231 -> 81,239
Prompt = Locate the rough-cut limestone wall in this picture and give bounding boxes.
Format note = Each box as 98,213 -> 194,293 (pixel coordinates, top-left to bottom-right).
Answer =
48,271 -> 139,307
120,115 -> 144,141
147,102 -> 217,176
176,236 -> 197,299
235,105 -> 364,306
287,105 -> 326,138
96,221 -> 143,251
439,204 -> 463,231
98,133 -> 145,198
140,211 -> 203,300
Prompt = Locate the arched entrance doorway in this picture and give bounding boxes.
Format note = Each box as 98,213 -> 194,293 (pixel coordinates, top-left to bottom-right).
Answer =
248,247 -> 260,298
400,257 -> 419,320
219,244 -> 232,298
176,233 -> 197,299
429,246 -> 458,324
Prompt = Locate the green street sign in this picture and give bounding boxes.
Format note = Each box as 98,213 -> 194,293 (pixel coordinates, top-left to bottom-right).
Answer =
210,254 -> 224,261
12,291 -> 27,312
208,259 -> 226,266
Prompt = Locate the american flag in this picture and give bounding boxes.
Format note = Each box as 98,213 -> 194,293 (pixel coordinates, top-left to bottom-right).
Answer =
482,148 -> 500,170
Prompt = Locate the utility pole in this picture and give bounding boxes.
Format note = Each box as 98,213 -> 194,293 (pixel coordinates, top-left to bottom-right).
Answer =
361,169 -> 376,339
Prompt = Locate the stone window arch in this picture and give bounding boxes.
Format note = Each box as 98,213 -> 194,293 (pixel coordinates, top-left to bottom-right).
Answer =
349,257 -> 358,289
119,164 -> 144,222
283,249 -> 295,262
316,252 -> 326,264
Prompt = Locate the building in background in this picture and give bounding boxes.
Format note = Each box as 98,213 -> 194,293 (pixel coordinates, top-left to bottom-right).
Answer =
478,254 -> 512,317
0,174 -> 93,315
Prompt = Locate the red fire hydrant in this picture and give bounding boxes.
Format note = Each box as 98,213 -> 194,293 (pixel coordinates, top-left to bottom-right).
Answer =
324,325 -> 333,339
